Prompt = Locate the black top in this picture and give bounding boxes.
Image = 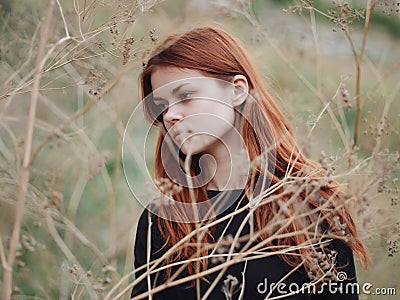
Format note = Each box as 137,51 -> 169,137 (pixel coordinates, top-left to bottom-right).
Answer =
131,190 -> 359,299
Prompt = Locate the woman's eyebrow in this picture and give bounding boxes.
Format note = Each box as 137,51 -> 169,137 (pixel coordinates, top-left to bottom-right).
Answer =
153,83 -> 192,102
171,83 -> 191,95
153,96 -> 167,102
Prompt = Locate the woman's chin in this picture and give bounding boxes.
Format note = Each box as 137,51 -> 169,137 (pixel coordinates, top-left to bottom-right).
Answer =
175,135 -> 218,157
175,137 -> 205,156
178,144 -> 201,156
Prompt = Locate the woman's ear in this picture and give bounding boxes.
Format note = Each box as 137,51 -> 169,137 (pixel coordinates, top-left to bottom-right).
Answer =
231,74 -> 249,107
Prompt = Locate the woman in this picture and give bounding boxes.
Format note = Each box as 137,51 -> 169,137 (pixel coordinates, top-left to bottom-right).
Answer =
130,26 -> 369,299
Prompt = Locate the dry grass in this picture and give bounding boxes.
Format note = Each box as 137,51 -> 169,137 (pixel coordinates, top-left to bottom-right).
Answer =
0,0 -> 399,299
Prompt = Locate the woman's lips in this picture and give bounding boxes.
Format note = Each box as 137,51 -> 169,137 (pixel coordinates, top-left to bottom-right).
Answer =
172,130 -> 192,143
174,133 -> 183,143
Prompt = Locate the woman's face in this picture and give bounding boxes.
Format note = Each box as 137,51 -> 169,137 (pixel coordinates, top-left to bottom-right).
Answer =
150,67 -> 238,156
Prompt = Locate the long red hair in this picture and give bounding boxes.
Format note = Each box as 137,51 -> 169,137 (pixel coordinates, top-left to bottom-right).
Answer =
140,26 -> 368,280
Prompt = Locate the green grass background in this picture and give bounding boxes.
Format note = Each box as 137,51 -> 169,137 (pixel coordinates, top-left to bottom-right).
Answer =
0,0 -> 399,299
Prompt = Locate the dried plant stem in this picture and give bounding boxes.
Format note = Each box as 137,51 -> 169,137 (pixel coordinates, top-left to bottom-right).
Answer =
0,236 -> 9,273
265,262 -> 304,299
0,34 -> 73,102
183,152 -> 201,300
112,106 -> 124,280
146,212 -> 153,300
106,182 -> 288,299
59,214 -> 108,265
1,24 -> 40,93
109,153 -> 356,299
101,166 -> 117,260
29,61 -> 133,165
346,0 -> 375,148
362,58 -> 400,106
117,178 -> 348,299
45,211 -> 97,299
64,162 -> 88,248
56,0 -> 70,38
238,260 -> 247,300
1,1 -> 55,299
241,9 -> 350,153
201,201 -> 246,299
128,236 -> 330,300
367,88 -> 396,172
309,9 -> 321,92
334,81 -> 352,142
73,0 -> 86,41
308,102 -> 330,136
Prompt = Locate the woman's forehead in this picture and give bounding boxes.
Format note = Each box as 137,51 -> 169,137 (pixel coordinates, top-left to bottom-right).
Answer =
151,67 -> 204,88
150,68 -> 224,97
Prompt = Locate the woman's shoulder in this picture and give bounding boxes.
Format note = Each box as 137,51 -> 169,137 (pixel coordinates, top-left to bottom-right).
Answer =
135,206 -> 168,254
136,206 -> 161,233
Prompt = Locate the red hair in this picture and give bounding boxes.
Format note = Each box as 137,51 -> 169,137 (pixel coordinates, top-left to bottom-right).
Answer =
140,26 -> 369,280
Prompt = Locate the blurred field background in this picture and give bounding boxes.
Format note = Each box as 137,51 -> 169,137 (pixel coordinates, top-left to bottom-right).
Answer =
0,0 -> 399,299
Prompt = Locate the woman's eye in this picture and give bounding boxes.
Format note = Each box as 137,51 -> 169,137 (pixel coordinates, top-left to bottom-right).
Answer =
179,92 -> 193,100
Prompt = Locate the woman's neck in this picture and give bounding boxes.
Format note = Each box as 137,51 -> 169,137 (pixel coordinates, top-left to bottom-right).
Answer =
203,129 -> 250,191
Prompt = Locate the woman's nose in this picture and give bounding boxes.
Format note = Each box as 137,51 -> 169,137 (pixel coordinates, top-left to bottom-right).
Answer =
163,102 -> 184,124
